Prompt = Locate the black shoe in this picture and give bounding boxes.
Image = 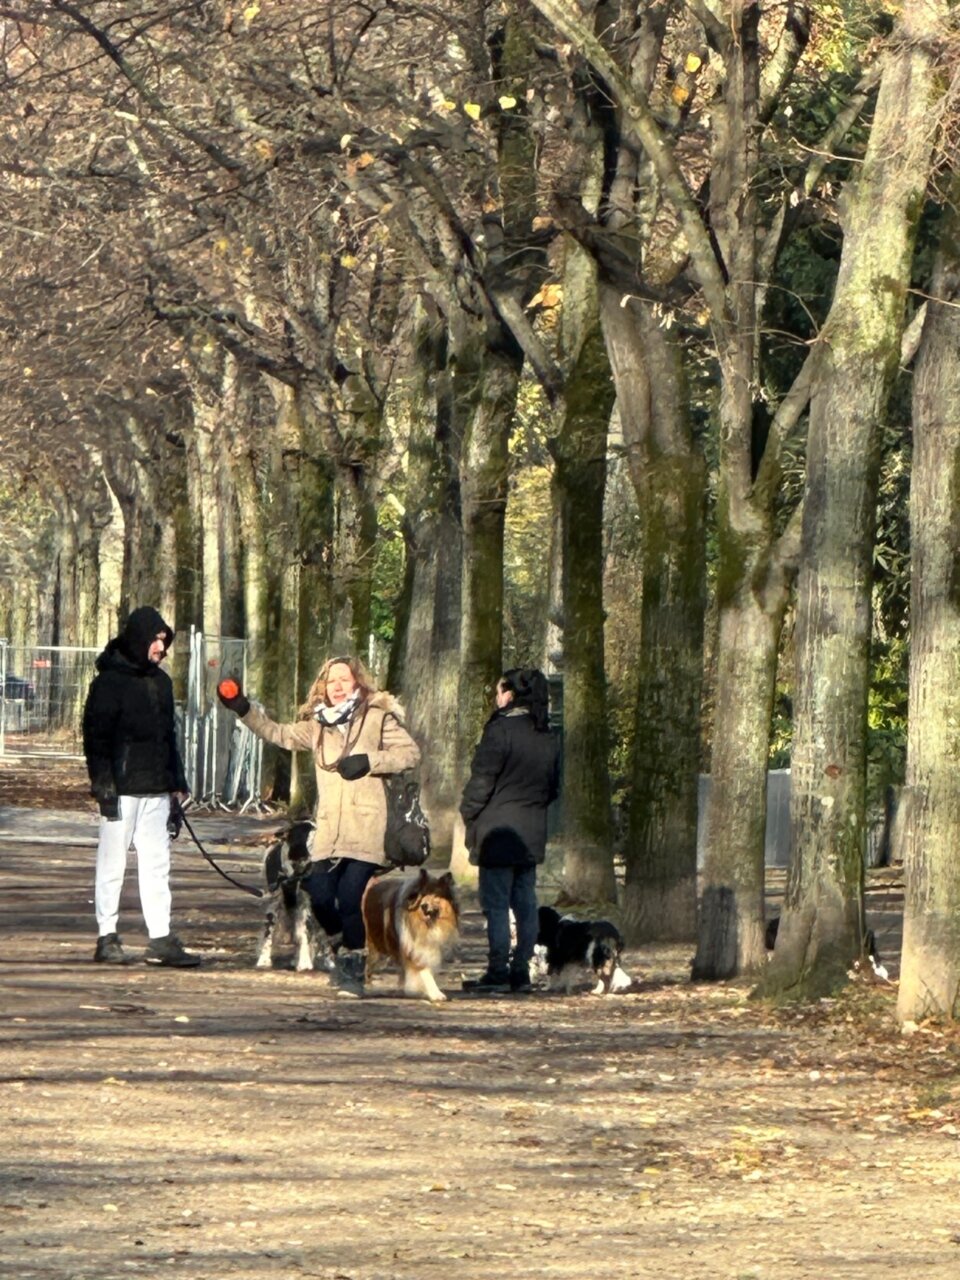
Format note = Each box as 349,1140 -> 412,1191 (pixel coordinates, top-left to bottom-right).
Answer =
144,934 -> 201,968
333,949 -> 366,998
462,969 -> 511,993
509,968 -> 533,993
94,933 -> 133,965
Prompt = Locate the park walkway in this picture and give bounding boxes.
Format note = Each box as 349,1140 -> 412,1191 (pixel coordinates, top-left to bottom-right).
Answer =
1,791 -> 957,1279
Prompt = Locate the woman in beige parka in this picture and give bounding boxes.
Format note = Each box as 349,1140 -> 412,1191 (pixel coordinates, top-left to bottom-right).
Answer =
217,655 -> 420,995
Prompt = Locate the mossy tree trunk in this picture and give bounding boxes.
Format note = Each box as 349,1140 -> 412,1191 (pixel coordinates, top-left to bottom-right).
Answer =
763,0 -> 944,1001
74,500 -> 103,649
552,313 -> 617,903
692,2 -> 796,975
604,297 -> 706,939
897,199 -> 960,1023
544,72 -> 618,904
277,384 -> 336,809
694,558 -> 792,974
313,374 -> 384,659
224,397 -> 270,696
388,302 -> 464,855
192,410 -> 227,639
457,339 -> 523,787
534,0 -> 788,949
455,7 -> 542,808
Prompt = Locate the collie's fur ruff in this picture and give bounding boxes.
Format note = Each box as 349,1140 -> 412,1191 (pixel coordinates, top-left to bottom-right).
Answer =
361,868 -> 460,1002
256,819 -> 333,973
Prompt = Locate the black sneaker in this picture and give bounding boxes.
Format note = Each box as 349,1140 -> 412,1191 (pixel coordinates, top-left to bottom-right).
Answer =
94,933 -> 133,965
144,934 -> 201,968
509,968 -> 533,993
462,969 -> 511,993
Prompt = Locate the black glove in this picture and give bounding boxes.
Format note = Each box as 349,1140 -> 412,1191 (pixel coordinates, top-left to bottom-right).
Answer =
167,797 -> 184,840
337,753 -> 370,780
98,795 -> 120,821
217,678 -> 251,717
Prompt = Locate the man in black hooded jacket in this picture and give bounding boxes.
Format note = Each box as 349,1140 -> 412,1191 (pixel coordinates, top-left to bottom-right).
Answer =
82,606 -> 199,967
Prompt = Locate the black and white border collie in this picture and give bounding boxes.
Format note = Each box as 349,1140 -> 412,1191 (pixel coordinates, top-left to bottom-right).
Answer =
535,905 -> 632,995
256,819 -> 334,972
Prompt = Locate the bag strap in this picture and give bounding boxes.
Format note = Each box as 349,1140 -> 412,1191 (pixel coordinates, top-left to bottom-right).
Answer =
319,700 -> 370,771
380,709 -> 417,765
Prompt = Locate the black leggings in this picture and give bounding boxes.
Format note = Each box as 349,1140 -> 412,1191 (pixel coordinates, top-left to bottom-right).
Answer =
303,858 -> 380,950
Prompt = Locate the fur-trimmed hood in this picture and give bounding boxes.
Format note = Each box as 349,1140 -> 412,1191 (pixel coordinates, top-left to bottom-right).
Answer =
365,689 -> 407,719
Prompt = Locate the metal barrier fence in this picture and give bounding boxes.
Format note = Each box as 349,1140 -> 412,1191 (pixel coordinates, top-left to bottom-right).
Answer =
0,632 -> 263,810
179,628 -> 264,811
0,641 -> 100,757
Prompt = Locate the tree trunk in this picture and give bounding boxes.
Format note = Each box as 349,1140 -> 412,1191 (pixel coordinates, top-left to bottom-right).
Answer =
552,309 -> 617,903
457,342 -> 523,782
309,372 -> 383,658
74,497 -> 105,649
897,205 -> 960,1022
765,1 -> 943,999
602,295 -> 706,938
173,437 -> 201,635
226,433 -> 269,694
693,575 -> 789,975
388,306 -> 464,855
192,423 -> 225,638
54,512 -> 79,645
95,463 -> 126,646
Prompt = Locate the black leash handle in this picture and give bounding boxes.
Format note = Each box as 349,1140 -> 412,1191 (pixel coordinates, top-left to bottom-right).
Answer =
178,809 -> 264,898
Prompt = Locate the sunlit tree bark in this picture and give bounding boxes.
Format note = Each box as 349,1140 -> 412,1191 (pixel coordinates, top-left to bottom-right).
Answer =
764,0 -> 947,1000
897,192 -> 960,1023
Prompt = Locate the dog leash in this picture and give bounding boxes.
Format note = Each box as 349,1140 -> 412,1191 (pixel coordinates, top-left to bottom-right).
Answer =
177,808 -> 264,898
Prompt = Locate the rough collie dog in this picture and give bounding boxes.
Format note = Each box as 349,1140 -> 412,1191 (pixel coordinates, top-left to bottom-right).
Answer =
536,905 -> 632,995
361,869 -> 460,1003
256,819 -> 333,973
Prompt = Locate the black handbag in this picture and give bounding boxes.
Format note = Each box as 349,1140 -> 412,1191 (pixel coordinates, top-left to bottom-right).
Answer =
383,772 -> 431,867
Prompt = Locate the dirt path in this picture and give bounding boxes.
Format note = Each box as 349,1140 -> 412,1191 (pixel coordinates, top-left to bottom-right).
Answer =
1,806 -> 959,1280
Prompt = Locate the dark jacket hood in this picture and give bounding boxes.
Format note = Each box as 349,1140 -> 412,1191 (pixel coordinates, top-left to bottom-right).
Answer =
98,606 -> 175,672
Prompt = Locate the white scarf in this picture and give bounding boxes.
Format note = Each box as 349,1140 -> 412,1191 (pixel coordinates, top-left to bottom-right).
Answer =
315,689 -> 361,732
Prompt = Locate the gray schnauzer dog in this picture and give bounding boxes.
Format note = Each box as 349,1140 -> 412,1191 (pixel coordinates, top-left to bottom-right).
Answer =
256,819 -> 335,972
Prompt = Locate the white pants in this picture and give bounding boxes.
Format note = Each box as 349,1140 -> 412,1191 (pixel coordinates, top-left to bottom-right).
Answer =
95,795 -> 172,940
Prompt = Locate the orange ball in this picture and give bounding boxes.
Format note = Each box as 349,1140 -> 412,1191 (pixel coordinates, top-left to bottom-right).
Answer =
218,678 -> 239,700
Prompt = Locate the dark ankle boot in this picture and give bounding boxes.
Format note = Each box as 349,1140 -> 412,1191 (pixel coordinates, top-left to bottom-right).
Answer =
462,968 -> 510,993
334,949 -> 366,997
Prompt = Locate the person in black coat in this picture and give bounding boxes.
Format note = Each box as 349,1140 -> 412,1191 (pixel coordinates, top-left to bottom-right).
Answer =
459,667 -> 559,993
82,606 -> 199,968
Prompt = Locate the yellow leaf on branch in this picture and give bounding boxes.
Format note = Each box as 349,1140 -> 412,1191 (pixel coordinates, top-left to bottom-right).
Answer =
527,282 -> 563,310
464,102 -> 482,121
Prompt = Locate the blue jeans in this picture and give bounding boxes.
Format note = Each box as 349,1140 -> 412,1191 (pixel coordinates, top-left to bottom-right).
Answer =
478,864 -> 538,977
303,858 -> 380,950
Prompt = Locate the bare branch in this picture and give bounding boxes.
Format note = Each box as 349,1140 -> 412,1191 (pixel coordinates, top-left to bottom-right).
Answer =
527,0 -> 729,327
